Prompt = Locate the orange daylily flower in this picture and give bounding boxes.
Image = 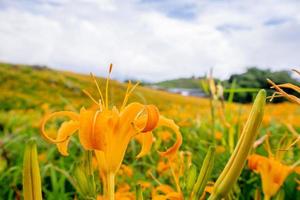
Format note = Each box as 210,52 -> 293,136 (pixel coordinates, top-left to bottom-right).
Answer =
248,134 -> 300,199
40,65 -> 182,199
248,154 -> 293,198
152,151 -> 192,200
215,145 -> 225,154
97,183 -> 134,200
157,130 -> 172,142
118,164 -> 133,177
152,185 -> 183,200
200,182 -> 214,200
157,159 -> 170,174
137,181 -> 152,189
38,152 -> 47,163
214,131 -> 222,140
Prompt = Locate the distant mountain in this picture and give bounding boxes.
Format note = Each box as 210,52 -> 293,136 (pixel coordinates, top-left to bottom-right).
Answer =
152,67 -> 299,103
153,77 -> 203,89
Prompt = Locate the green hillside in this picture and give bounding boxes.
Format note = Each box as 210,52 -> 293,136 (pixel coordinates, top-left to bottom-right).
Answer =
0,62 -> 206,115
153,77 -> 203,89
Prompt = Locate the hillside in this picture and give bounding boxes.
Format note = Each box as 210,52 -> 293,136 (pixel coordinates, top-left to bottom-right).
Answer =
0,63 -> 210,122
0,62 -> 299,127
1,62 -> 300,199
153,77 -> 203,89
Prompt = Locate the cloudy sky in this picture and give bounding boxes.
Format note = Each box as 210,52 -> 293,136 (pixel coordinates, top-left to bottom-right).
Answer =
0,0 -> 300,82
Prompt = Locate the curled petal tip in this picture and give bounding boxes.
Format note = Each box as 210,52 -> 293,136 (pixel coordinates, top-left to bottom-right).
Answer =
142,105 -> 160,132
135,132 -> 154,158
157,116 -> 182,158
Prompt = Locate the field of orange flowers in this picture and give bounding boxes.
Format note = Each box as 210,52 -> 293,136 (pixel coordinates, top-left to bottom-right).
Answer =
0,63 -> 299,200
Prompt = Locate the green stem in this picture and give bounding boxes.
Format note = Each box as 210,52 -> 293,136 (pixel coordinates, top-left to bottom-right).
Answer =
210,97 -> 215,143
107,173 -> 115,200
264,195 -> 270,200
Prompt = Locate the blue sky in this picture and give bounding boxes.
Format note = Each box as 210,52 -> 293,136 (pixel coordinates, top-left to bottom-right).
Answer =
0,0 -> 300,81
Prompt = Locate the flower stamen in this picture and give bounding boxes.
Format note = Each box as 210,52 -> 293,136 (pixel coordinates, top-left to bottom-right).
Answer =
105,64 -> 113,108
90,72 -> 105,108
121,81 -> 140,111
82,89 -> 101,106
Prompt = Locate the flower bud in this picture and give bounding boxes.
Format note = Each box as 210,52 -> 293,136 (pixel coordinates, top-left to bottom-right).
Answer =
73,151 -> 97,199
23,139 -> 42,200
186,164 -> 197,192
191,146 -> 216,200
208,90 -> 266,200
136,184 -> 144,200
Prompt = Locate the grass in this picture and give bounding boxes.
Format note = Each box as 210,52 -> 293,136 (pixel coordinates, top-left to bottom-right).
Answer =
0,62 -> 299,199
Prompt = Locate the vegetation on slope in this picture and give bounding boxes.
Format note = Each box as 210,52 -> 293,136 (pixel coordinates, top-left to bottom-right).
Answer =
0,62 -> 300,199
153,77 -> 204,89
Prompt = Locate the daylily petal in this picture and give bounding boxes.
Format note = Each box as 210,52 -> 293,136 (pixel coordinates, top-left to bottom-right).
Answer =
79,109 -> 103,150
135,131 -> 154,158
118,102 -> 146,138
121,103 -> 159,133
248,154 -> 268,172
157,116 -> 182,158
120,103 -> 145,127
295,166 -> 300,174
153,185 -> 175,195
40,111 -> 79,144
152,185 -> 183,200
248,154 -> 293,197
79,108 -> 119,151
56,120 -> 79,156
141,105 -> 159,132
95,150 -> 109,178
165,192 -> 183,200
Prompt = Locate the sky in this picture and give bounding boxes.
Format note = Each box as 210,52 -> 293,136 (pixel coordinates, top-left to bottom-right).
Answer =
0,0 -> 300,82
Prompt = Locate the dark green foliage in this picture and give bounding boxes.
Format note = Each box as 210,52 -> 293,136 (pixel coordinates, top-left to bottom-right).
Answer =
153,77 -> 205,89
224,67 -> 298,103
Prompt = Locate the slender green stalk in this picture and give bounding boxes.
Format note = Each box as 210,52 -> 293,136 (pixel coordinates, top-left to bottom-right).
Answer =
209,97 -> 216,141
264,195 -> 270,200
136,184 -> 144,200
107,172 -> 115,200
254,188 -> 261,200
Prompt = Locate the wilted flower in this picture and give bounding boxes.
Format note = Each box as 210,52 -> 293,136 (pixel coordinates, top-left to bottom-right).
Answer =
267,69 -> 300,104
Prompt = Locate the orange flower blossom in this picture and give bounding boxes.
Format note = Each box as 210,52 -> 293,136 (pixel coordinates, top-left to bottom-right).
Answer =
248,133 -> 300,199
40,65 -> 182,199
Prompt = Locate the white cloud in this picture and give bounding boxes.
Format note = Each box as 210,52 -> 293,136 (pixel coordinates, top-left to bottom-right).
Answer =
0,0 -> 299,81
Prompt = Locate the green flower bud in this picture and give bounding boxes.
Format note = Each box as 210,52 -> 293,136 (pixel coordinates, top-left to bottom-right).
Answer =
191,146 -> 216,200
209,89 -> 266,200
73,151 -> 97,199
23,139 -> 42,200
186,164 -> 197,192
